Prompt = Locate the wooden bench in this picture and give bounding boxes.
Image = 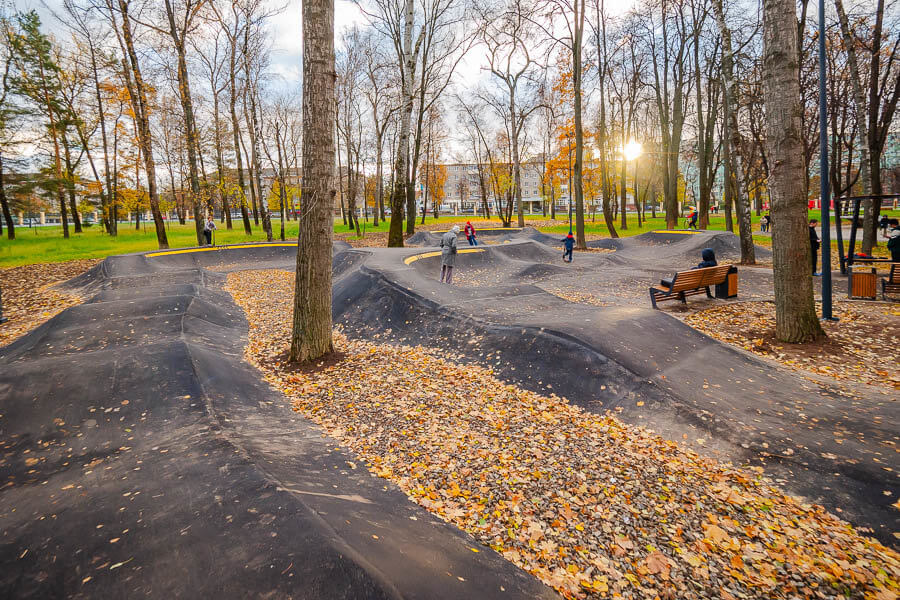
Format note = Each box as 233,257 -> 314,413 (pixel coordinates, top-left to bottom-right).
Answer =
882,264 -> 900,300
649,265 -> 733,309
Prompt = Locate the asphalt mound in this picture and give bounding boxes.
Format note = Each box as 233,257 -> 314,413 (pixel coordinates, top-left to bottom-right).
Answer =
335,242 -> 897,547
0,244 -> 557,599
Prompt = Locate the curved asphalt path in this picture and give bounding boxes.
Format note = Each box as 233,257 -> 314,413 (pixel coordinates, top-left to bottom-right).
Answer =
0,247 -> 557,599
333,232 -> 898,547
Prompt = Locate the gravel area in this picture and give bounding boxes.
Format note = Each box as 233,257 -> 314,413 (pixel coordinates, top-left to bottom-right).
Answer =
0,260 -> 99,347
227,268 -> 900,600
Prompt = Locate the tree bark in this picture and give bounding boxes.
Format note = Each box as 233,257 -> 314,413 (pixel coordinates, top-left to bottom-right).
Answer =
115,0 -> 167,247
763,0 -> 823,342
290,0 -> 334,363
713,0 -> 754,263
572,0 -> 587,249
387,0 -> 414,247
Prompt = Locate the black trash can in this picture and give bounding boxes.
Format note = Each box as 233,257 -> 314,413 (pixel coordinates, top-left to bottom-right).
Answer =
714,266 -> 738,299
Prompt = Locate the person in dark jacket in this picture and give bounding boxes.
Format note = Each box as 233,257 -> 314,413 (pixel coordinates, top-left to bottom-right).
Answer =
561,232 -> 575,262
880,214 -> 890,236
464,221 -> 477,246
809,218 -> 820,275
886,218 -> 900,262
693,248 -> 717,269
203,216 -> 217,246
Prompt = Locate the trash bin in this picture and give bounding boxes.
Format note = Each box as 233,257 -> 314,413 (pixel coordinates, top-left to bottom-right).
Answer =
715,266 -> 738,299
848,266 -> 877,300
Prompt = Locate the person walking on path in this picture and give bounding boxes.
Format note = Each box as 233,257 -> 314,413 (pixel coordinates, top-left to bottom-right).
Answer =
809,218 -> 821,275
886,218 -> 900,262
204,216 -> 217,246
561,232 -> 575,263
879,214 -> 889,236
464,221 -> 477,246
440,225 -> 460,283
760,214 -> 769,233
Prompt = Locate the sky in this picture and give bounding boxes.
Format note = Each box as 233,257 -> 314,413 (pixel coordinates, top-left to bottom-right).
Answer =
28,0 -> 641,94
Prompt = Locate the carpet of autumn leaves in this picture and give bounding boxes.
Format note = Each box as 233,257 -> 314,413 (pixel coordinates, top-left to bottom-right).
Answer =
0,260 -> 99,347
684,301 -> 900,392
227,269 -> 899,600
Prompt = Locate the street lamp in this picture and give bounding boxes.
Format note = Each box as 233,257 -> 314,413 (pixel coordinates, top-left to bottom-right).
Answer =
817,0 -> 836,321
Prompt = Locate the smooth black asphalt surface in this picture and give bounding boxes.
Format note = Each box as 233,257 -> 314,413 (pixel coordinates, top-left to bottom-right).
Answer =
0,247 -> 557,599
1,229 -> 896,599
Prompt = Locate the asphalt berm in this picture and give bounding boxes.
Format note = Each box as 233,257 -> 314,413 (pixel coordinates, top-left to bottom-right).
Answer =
1,230 -> 896,597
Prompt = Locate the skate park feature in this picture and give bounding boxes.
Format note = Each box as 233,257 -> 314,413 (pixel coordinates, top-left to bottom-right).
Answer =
1,229 -> 897,598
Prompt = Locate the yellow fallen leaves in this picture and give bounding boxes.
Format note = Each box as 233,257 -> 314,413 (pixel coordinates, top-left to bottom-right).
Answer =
684,300 -> 900,391
0,260 -> 99,347
227,270 -> 900,600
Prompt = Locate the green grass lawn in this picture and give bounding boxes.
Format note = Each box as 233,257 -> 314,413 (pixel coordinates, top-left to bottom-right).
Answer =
3,208 -> 897,268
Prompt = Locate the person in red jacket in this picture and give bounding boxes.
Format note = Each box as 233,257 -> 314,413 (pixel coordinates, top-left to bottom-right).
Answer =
464,221 -> 477,246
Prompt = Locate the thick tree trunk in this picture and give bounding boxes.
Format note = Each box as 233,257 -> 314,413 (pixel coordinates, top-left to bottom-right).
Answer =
290,0 -> 335,363
763,0 -> 823,342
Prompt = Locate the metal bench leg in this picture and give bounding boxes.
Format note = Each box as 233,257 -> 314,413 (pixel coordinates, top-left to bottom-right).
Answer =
649,288 -> 658,309
679,291 -> 686,304
705,286 -> 713,299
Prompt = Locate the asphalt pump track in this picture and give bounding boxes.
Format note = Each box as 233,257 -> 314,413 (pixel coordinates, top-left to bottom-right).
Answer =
1,230 -> 896,597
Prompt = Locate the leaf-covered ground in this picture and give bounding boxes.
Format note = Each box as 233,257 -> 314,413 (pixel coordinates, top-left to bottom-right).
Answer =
226,269 -> 899,600
684,301 -> 900,392
0,260 -> 99,347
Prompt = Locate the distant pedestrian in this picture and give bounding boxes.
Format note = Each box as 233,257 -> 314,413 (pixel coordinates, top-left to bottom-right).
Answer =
464,221 -> 477,246
760,214 -> 769,233
693,248 -> 718,269
879,214 -> 890,236
204,216 -> 217,246
440,225 -> 460,283
688,208 -> 698,229
766,213 -> 773,231
561,232 -> 575,263
809,218 -> 820,275
886,218 -> 900,262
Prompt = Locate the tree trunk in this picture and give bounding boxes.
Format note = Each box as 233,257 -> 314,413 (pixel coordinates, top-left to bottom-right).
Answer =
763,0 -> 823,342
387,0 -> 414,247
290,0 -> 334,363
0,153 -> 13,239
572,0 -> 587,249
117,0 -> 167,248
713,0 -> 754,263
61,133 -> 83,233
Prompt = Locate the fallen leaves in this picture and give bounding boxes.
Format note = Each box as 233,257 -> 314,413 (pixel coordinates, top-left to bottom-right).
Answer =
684,300 -> 900,391
0,260 -> 99,347
227,269 -> 900,600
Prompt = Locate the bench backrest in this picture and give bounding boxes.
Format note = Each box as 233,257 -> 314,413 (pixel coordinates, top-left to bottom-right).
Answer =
670,265 -> 731,291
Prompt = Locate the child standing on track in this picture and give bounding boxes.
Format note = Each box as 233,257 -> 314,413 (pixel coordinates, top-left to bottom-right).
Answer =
464,221 -> 477,246
561,232 -> 575,263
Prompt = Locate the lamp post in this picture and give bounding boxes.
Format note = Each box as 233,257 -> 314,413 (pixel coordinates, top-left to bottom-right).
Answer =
818,0 -> 836,320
